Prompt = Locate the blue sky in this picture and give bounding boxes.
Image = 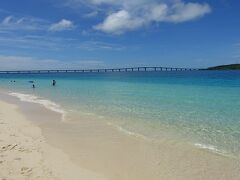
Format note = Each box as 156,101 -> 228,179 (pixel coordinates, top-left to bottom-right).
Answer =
0,0 -> 239,70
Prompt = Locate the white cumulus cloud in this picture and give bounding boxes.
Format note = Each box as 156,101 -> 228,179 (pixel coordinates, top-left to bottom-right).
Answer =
49,19 -> 74,32
94,1 -> 211,34
94,10 -> 145,34
165,2 -> 211,23
63,0 -> 211,34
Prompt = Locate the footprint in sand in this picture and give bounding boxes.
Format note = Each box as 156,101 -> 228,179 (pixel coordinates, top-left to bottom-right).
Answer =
1,144 -> 12,151
0,144 -> 18,152
21,167 -> 33,176
9,144 -> 18,150
18,146 -> 32,153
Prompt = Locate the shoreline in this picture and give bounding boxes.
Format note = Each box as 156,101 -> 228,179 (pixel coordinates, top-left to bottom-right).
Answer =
0,91 -> 240,179
6,90 -> 237,158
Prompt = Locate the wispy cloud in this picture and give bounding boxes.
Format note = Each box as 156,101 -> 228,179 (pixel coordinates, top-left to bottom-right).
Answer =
78,41 -> 125,51
0,12 -> 79,51
0,34 -> 126,52
0,35 -> 75,50
0,15 -> 49,31
0,13 -> 74,33
2,16 -> 13,25
49,19 -> 74,32
83,11 -> 99,18
0,55 -> 104,70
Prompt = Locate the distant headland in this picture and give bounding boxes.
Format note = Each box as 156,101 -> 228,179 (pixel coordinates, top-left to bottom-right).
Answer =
207,64 -> 240,70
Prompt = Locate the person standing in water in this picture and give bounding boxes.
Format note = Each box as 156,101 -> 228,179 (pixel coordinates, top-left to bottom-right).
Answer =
52,80 -> 56,86
32,84 -> 35,88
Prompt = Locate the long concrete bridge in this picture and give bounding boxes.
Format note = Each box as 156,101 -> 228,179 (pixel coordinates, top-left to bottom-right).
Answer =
0,66 -> 200,74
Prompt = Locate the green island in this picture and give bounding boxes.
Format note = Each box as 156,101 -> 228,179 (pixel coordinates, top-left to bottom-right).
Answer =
207,64 -> 240,70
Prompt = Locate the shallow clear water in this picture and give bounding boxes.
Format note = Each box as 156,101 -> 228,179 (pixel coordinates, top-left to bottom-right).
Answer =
0,71 -> 240,156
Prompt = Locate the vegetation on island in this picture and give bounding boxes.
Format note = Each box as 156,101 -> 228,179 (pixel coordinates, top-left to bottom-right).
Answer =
207,64 -> 240,70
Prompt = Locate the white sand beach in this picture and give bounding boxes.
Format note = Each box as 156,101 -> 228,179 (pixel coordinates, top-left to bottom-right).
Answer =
0,100 -> 105,180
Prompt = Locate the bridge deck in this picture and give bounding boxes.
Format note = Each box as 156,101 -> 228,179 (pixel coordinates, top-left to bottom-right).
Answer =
0,67 -> 200,74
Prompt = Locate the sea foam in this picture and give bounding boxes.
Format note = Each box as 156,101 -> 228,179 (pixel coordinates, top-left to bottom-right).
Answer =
9,92 -> 66,120
194,143 -> 227,156
106,122 -> 150,141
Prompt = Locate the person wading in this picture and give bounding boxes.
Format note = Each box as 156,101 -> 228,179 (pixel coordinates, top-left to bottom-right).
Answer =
52,80 -> 56,86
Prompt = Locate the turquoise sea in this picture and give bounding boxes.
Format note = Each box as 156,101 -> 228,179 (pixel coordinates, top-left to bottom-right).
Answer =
0,71 -> 240,157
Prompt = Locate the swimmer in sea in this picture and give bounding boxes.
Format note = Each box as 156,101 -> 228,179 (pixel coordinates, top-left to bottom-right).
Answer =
52,80 -> 56,86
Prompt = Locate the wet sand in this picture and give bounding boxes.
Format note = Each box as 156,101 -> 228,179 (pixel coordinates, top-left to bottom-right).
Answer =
0,92 -> 240,180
